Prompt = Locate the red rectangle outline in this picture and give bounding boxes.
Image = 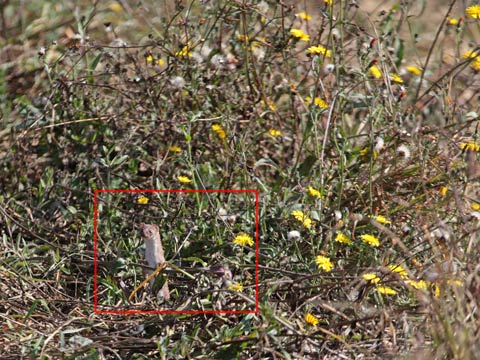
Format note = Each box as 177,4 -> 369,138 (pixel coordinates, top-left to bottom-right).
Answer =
93,189 -> 259,315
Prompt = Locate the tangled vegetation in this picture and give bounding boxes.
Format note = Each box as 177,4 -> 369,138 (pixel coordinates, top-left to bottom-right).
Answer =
2,0 -> 480,358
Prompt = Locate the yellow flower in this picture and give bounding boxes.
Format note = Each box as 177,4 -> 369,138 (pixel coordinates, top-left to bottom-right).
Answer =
315,255 -> 334,272
305,312 -> 319,326
109,2 -> 123,12
146,54 -> 154,63
296,12 -> 312,21
157,58 -> 165,66
307,45 -> 331,57
291,210 -> 313,229
261,100 -> 276,111
211,124 -> 226,139
406,66 -> 422,76
305,96 -> 329,108
377,286 -> 397,295
440,186 -> 448,197
335,232 -> 352,245
405,279 -> 428,290
169,145 -> 182,152
369,65 -> 382,79
307,186 -> 322,198
233,233 -> 254,247
175,45 -> 192,58
177,175 -> 192,184
237,34 -> 249,42
371,215 -> 391,225
362,273 -> 381,283
388,264 -> 408,279
137,196 -> 149,204
268,129 -> 282,137
290,28 -> 310,42
472,202 -> 480,211
360,234 -> 380,247
324,0 -> 333,4
390,73 -> 403,83
460,141 -> 480,151
463,51 -> 480,71
448,18 -> 459,25
228,282 -> 243,292
466,5 -> 480,19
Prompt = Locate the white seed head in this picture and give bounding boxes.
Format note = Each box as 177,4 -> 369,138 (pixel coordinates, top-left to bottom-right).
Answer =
396,144 -> 411,159
287,230 -> 301,240
374,137 -> 385,152
170,76 -> 186,89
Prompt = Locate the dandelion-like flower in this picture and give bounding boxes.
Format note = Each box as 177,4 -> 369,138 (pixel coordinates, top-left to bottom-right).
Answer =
448,18 -> 459,25
440,186 -> 448,197
261,100 -> 276,111
369,65 -> 382,79
296,12 -> 312,21
315,255 -> 334,272
463,51 -> 480,71
466,5 -> 480,19
389,264 -> 408,279
268,129 -> 282,137
460,141 -> 480,151
390,73 -> 403,83
406,66 -> 422,76
233,233 -> 254,247
137,196 -> 149,204
228,282 -> 243,292
360,234 -> 380,247
335,232 -> 352,245
291,210 -> 313,229
287,230 -> 301,240
305,96 -> 329,108
169,145 -> 182,152
370,215 -> 391,225
146,54 -> 154,63
177,175 -> 192,184
211,124 -> 226,139
377,286 -> 397,295
362,273 -> 381,284
237,34 -> 249,42
396,145 -> 411,159
307,45 -> 331,57
290,28 -> 310,42
405,279 -> 428,290
305,313 -> 319,326
175,45 -> 192,58
307,186 -> 322,198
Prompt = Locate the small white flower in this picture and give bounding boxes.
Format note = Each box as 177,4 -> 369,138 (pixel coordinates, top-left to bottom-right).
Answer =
374,137 -> 385,152
170,76 -> 186,89
334,210 -> 342,221
396,145 -> 411,159
471,211 -> 480,220
324,63 -> 335,73
287,230 -> 301,240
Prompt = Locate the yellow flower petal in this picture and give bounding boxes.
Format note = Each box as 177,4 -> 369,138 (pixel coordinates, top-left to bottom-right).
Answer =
233,233 -> 254,247
137,196 -> 149,204
315,255 -> 334,272
360,234 -> 380,247
305,312 -> 319,326
228,282 -> 243,292
335,232 -> 352,245
177,175 -> 192,183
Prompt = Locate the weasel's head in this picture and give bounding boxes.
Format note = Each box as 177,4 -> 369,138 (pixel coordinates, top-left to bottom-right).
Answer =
139,223 -> 159,239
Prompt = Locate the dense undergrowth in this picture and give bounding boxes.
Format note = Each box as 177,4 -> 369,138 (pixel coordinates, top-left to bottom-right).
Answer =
1,0 -> 480,358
